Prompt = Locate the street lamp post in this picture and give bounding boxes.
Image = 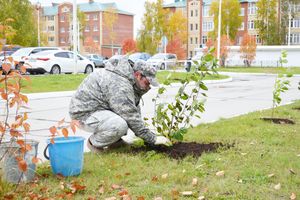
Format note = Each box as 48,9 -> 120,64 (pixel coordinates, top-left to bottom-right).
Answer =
73,0 -> 78,74
216,0 -> 222,66
36,1 -> 41,47
288,3 -> 292,46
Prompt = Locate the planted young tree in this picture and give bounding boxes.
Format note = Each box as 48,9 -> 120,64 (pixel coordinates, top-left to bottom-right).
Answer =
240,33 -> 257,67
271,75 -> 291,118
149,48 -> 218,143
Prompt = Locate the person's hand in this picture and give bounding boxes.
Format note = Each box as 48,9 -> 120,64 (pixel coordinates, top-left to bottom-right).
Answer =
154,136 -> 172,146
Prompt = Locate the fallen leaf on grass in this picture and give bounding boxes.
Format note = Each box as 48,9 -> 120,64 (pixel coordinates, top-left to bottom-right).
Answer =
4,193 -> 15,200
105,197 -> 117,200
268,173 -> 275,178
289,168 -> 296,175
297,154 -> 300,157
152,176 -> 158,182
70,181 -> 86,193
118,189 -> 129,196
154,197 -> 162,200
198,196 -> 205,200
192,178 -> 198,186
274,183 -> 281,190
136,196 -> 145,200
237,179 -> 243,183
87,197 -> 96,200
98,184 -> 105,194
121,195 -> 132,200
290,192 -> 296,200
171,188 -> 179,199
161,173 -> 168,179
111,184 -> 121,190
216,171 -> 225,177
181,191 -> 193,196
241,153 -> 247,156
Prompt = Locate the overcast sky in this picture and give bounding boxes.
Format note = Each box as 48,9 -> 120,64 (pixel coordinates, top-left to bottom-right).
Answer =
29,0 -> 174,38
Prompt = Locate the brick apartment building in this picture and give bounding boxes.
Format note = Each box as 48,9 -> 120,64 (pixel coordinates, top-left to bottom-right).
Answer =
40,1 -> 133,57
164,0 -> 300,58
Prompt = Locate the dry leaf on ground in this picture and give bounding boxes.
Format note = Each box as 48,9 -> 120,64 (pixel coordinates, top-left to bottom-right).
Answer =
161,173 -> 168,179
289,168 -> 296,174
290,192 -> 296,200
98,184 -> 105,194
274,183 -> 281,190
216,171 -> 225,176
268,173 -> 275,178
192,178 -> 198,186
181,191 -> 193,196
105,197 -> 117,200
154,197 -> 163,200
111,184 -> 121,190
198,196 -> 205,200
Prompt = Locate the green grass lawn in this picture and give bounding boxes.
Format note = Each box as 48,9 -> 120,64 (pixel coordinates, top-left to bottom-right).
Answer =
19,72 -> 228,93
217,67 -> 300,75
1,101 -> 299,199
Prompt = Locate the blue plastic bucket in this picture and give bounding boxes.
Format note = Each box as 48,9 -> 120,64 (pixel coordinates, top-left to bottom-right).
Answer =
44,136 -> 85,176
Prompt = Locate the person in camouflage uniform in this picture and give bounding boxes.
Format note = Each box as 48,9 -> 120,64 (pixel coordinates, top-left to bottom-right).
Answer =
69,56 -> 170,152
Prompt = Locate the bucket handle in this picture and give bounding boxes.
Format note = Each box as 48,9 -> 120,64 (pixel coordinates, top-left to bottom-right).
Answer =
43,144 -> 50,160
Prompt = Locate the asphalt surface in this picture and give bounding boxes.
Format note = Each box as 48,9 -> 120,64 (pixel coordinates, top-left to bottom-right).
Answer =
1,72 -> 299,160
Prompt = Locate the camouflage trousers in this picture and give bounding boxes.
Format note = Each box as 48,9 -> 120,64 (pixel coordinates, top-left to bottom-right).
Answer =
81,110 -> 128,148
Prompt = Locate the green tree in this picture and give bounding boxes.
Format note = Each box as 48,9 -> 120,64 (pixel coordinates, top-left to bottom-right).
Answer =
166,10 -> 187,43
209,0 -> 242,41
0,0 -> 37,46
256,0 -> 280,45
137,0 -> 169,54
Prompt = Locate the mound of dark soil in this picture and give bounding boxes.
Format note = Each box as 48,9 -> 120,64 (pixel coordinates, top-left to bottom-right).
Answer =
261,117 -> 295,124
132,142 -> 232,159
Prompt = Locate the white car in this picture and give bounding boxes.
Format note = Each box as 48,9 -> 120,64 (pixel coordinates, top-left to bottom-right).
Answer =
146,53 -> 177,70
24,50 -> 95,74
11,47 -> 61,69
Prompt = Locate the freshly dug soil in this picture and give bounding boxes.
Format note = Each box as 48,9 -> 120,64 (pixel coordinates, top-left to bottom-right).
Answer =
261,117 -> 295,124
132,142 -> 231,159
293,107 -> 300,111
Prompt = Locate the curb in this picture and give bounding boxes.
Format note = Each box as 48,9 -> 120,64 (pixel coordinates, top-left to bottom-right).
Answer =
219,71 -> 300,77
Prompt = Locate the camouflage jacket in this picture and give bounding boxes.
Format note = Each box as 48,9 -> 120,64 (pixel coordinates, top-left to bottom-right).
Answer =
69,58 -> 156,144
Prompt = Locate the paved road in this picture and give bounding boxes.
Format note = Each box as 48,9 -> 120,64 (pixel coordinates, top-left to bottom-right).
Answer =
1,72 -> 299,159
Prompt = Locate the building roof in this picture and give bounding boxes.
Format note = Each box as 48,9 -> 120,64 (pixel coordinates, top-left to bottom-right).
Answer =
42,2 -> 133,16
203,0 -> 257,5
163,0 -> 186,8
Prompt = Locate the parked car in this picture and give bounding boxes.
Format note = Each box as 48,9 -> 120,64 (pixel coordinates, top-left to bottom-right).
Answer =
147,53 -> 177,70
85,54 -> 106,68
24,50 -> 94,74
128,52 -> 151,62
11,47 -> 61,69
0,51 -> 14,61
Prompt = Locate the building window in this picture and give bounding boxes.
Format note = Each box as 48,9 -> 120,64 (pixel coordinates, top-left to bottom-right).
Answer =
60,37 -> 65,43
47,15 -> 54,21
287,33 -> 300,44
195,23 -> 198,30
190,37 -> 193,44
248,20 -> 255,30
195,37 -> 198,44
93,24 -> 98,31
93,36 -> 99,42
60,15 -> 65,22
293,4 -> 300,12
195,9 -> 198,17
189,51 -> 193,57
202,36 -> 207,45
238,22 -> 244,30
86,14 -> 89,21
85,25 -> 90,32
203,6 -> 210,17
190,24 -> 193,31
240,8 -> 245,16
48,26 -> 54,31
248,3 -> 257,15
291,18 -> 300,28
203,21 -> 214,31
191,10 -> 193,17
93,14 -> 98,20
48,37 -> 54,42
60,27 -> 65,33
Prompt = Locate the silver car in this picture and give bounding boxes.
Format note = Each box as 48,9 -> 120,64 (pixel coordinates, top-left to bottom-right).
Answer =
146,53 -> 177,70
